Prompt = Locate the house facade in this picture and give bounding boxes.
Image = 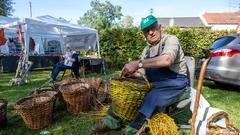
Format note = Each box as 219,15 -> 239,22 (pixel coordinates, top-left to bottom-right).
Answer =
157,12 -> 240,31
200,12 -> 240,31
157,17 -> 204,28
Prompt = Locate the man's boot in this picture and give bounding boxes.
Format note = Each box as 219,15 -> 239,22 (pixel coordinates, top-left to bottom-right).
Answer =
91,114 -> 121,133
91,120 -> 111,133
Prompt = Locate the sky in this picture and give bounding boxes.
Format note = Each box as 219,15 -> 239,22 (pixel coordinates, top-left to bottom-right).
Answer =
12,0 -> 239,25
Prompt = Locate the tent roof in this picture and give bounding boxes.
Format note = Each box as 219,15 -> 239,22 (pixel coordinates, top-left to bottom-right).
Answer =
25,15 -> 97,36
0,15 -> 98,36
0,16 -> 19,28
0,15 -> 100,52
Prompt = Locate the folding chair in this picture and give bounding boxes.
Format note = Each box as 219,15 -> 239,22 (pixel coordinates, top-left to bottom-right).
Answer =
60,68 -> 74,80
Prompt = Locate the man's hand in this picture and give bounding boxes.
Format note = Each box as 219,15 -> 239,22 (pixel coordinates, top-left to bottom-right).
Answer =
121,60 -> 139,77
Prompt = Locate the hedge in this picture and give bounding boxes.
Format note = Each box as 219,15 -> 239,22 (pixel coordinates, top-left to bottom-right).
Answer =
99,27 -> 235,69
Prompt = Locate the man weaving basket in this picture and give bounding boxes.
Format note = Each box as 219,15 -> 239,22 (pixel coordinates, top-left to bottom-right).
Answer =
91,15 -> 189,135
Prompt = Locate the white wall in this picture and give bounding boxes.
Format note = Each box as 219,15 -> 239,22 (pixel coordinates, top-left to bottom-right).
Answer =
210,24 -> 238,31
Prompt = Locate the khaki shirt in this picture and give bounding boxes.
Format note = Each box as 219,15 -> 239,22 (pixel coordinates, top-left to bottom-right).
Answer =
140,34 -> 187,76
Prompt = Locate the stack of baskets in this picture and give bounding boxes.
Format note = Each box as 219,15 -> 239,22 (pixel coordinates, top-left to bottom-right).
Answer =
0,99 -> 8,127
110,75 -> 151,121
14,93 -> 55,129
59,79 -> 93,115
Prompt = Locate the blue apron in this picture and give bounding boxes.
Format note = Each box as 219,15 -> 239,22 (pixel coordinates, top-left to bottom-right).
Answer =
139,43 -> 189,118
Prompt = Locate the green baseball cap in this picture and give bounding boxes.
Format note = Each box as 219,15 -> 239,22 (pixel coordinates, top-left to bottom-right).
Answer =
140,15 -> 158,31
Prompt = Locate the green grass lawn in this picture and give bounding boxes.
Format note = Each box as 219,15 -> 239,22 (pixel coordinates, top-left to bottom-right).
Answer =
0,70 -> 239,135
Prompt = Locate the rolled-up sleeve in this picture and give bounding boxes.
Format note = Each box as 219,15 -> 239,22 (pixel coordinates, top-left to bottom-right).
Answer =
161,36 -> 179,63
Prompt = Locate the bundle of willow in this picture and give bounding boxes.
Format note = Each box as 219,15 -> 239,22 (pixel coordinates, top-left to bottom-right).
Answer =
147,113 -> 179,135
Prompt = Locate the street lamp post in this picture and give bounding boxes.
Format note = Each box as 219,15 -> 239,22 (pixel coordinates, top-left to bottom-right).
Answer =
29,1 -> 32,17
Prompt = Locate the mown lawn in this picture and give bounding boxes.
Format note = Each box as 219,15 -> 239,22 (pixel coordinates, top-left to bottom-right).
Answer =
0,70 -> 239,135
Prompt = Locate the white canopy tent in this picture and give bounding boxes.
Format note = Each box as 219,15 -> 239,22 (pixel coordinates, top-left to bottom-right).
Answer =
1,15 -> 101,84
23,15 -> 100,57
0,15 -> 100,57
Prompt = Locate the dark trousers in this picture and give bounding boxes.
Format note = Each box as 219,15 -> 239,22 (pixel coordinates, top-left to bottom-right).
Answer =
51,62 -> 80,80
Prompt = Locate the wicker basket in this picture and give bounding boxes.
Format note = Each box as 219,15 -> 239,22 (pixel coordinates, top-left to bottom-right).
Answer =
206,111 -> 240,135
110,74 -> 151,121
14,93 -> 55,129
147,113 -> 179,135
29,88 -> 59,108
59,81 -> 92,115
97,80 -> 111,104
0,99 -> 8,127
30,88 -> 58,98
59,77 -> 80,86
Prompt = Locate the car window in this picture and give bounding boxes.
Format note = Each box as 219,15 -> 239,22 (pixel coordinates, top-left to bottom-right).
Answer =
209,36 -> 235,50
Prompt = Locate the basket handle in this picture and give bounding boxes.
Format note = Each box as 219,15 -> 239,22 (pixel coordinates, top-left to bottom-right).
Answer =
135,70 -> 151,89
120,70 -> 151,89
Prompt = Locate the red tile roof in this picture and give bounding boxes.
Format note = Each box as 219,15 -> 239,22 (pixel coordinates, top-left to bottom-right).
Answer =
202,12 -> 240,24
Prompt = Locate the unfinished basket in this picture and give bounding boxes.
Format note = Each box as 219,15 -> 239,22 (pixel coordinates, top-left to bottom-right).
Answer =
59,81 -> 92,115
206,111 -> 240,135
110,74 -> 151,121
14,93 -> 55,129
147,113 -> 179,135
0,99 -> 8,127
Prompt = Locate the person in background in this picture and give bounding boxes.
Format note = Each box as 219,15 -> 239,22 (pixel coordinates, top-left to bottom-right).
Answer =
91,15 -> 189,135
48,44 -> 80,83
29,37 -> 35,55
0,38 -> 9,55
7,38 -> 16,55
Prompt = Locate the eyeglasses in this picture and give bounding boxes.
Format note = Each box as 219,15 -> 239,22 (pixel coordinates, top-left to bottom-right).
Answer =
143,23 -> 160,34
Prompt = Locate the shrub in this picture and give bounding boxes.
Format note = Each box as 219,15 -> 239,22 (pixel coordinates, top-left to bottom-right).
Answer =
99,27 -> 236,69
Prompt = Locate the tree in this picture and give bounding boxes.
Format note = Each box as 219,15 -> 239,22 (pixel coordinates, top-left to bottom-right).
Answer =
124,15 -> 133,28
78,0 -> 123,30
0,0 -> 14,16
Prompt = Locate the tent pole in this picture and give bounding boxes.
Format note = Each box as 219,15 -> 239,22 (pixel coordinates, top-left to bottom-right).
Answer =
23,18 -> 30,83
96,33 -> 101,58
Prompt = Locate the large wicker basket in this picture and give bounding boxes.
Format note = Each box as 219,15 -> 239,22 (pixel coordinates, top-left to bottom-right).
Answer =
14,93 -> 55,129
30,88 -> 58,97
59,81 -> 92,115
29,87 -> 59,107
110,75 -> 151,121
0,99 -> 8,127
